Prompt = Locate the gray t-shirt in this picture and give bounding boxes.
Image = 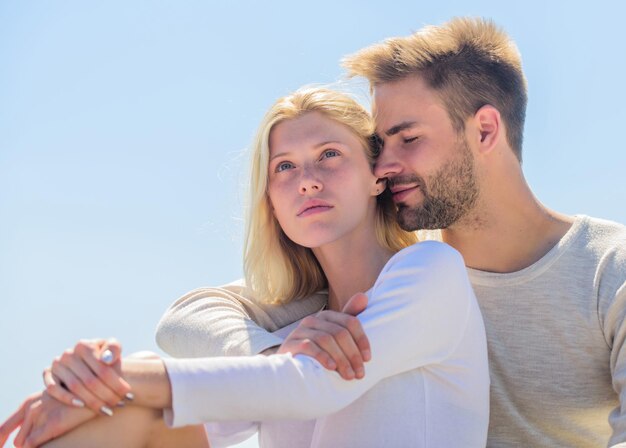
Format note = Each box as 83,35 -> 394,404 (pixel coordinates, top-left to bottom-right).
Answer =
156,215 -> 626,447
466,216 -> 626,447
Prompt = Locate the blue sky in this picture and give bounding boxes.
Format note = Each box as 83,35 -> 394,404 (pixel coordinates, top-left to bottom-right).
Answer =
1,1 -> 625,446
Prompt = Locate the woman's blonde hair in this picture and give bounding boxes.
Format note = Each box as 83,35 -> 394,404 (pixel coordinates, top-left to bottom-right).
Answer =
244,86 -> 417,304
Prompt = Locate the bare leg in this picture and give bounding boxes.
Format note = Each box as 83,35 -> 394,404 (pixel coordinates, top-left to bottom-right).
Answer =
41,406 -> 209,448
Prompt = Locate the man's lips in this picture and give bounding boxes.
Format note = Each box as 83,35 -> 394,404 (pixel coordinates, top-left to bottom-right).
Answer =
297,199 -> 334,217
390,185 -> 420,202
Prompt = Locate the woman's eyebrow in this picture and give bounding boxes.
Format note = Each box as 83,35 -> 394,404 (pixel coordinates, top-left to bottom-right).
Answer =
314,140 -> 342,148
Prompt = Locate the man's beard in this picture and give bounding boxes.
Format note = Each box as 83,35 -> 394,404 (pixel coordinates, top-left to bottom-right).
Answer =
389,139 -> 479,231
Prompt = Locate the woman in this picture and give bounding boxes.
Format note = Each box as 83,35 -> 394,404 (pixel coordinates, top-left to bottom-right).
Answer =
2,87 -> 489,447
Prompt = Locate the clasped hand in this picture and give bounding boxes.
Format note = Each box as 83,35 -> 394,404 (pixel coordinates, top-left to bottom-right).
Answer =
0,339 -> 131,447
0,295 -> 370,446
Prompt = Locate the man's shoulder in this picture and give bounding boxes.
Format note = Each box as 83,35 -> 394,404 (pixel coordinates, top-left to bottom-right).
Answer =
570,217 -> 626,288
578,215 -> 626,258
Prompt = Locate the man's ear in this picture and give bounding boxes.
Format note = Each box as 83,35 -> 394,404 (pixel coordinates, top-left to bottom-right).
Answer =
472,105 -> 501,154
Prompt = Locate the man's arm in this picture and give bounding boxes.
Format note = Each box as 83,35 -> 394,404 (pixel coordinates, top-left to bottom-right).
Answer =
155,280 -> 327,357
605,281 -> 626,447
155,280 -> 370,379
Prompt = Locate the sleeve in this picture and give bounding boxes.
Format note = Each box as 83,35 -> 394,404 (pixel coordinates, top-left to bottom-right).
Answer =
604,272 -> 626,446
163,241 -> 476,426
155,279 -> 328,357
203,421 -> 260,448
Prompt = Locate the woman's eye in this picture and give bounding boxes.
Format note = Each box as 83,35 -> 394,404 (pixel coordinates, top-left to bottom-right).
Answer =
322,149 -> 339,159
275,161 -> 294,172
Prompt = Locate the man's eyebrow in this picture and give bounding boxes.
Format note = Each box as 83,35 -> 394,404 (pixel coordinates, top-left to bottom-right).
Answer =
385,121 -> 417,137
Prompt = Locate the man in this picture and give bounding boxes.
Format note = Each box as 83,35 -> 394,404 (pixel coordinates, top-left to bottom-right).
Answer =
158,17 -> 626,447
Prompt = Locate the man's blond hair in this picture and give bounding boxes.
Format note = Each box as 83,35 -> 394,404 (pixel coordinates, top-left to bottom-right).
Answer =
343,17 -> 528,160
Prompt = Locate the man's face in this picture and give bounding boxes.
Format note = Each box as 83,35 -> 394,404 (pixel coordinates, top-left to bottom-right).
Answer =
373,76 -> 479,231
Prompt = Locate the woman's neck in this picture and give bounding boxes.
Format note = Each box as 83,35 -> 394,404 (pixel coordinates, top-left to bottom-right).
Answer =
312,223 -> 394,312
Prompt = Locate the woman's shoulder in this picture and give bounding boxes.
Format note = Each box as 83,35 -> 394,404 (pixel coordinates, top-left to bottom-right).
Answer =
369,241 -> 470,305
384,241 -> 466,274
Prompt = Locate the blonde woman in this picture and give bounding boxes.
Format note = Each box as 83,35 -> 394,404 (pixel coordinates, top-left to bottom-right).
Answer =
1,87 -> 489,448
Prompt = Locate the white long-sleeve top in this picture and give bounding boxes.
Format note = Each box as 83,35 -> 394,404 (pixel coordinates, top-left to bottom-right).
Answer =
162,241 -> 490,447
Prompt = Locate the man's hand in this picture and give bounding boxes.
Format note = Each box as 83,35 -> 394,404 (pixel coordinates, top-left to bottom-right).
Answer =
277,292 -> 370,380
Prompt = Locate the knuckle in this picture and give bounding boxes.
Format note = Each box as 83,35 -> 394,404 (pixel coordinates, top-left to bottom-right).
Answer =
345,316 -> 360,330
64,378 -> 80,392
86,397 -> 101,410
335,328 -> 350,341
349,354 -> 363,366
301,316 -> 316,327
84,376 -> 99,390
317,333 -> 333,346
91,362 -> 105,376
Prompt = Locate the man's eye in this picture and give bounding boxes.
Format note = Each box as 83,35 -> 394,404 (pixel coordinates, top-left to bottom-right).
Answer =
403,136 -> 419,144
276,162 -> 294,172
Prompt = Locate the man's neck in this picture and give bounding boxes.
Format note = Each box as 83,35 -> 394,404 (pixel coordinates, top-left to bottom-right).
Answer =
441,183 -> 574,273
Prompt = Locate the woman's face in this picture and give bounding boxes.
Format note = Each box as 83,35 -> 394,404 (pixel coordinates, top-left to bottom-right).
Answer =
267,111 -> 380,249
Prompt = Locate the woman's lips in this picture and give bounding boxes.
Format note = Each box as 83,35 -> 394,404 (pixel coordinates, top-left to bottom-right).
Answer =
297,199 -> 334,217
298,205 -> 334,217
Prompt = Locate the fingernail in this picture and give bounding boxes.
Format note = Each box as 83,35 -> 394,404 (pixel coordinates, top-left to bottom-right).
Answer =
125,392 -> 135,401
345,368 -> 355,379
327,360 -> 337,369
100,349 -> 115,365
363,349 -> 371,361
71,398 -> 85,408
116,401 -> 126,407
355,367 -> 365,379
100,406 -> 114,417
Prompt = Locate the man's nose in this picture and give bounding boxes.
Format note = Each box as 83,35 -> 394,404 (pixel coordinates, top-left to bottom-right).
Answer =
374,145 -> 403,179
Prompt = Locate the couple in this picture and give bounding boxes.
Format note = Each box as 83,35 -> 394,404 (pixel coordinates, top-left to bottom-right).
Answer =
3,16 -> 626,448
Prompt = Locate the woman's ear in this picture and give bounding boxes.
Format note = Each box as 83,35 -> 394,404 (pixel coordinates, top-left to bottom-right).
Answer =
373,178 -> 387,196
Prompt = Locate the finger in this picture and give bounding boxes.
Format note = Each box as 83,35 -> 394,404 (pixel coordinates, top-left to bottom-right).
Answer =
318,310 -> 371,363
342,292 -> 368,316
278,332 -> 337,370
43,369 -> 85,409
280,337 -> 337,370
51,360 -> 113,415
296,317 -> 360,379
75,341 -> 132,399
99,339 -> 122,366
14,399 -> 40,447
307,321 -> 364,379
283,325 -> 355,380
0,396 -> 33,446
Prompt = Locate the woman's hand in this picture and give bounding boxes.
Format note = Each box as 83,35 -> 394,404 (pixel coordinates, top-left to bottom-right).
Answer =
277,293 -> 371,380
16,391 -> 94,448
0,392 -> 38,447
43,339 -> 133,417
